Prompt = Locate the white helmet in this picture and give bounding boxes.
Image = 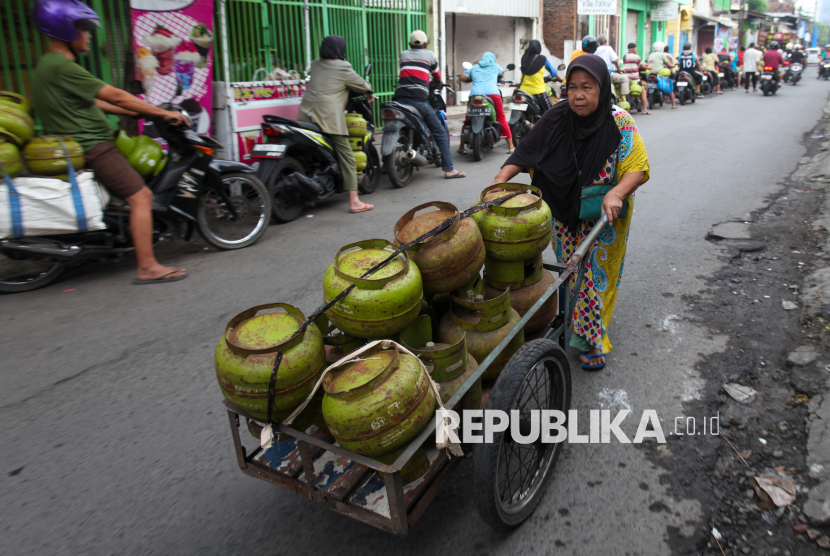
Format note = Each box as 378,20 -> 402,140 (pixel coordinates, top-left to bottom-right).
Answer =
786,42 -> 793,50
652,41 -> 665,53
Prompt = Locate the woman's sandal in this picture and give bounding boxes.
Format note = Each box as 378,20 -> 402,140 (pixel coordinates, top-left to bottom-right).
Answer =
580,353 -> 607,372
457,149 -> 467,155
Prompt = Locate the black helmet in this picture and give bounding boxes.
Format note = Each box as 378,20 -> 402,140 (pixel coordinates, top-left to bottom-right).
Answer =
582,35 -> 598,54
683,42 -> 692,51
770,40 -> 779,49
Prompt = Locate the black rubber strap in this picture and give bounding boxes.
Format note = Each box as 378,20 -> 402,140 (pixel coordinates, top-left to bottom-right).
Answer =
264,190 -> 525,425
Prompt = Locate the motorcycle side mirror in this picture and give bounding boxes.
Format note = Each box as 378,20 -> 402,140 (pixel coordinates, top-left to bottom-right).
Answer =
506,63 -> 516,71
462,61 -> 473,70
127,79 -> 145,95
364,64 -> 372,78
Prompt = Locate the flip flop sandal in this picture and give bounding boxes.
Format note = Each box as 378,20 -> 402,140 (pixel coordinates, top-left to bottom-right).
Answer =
350,205 -> 374,214
445,172 -> 466,179
133,270 -> 187,285
457,149 -> 468,155
507,150 -> 515,154
580,353 -> 607,372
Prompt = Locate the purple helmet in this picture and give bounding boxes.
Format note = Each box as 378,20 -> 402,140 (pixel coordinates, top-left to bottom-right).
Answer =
33,0 -> 100,43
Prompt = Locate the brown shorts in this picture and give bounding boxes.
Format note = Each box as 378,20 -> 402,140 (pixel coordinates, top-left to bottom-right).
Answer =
84,142 -> 145,199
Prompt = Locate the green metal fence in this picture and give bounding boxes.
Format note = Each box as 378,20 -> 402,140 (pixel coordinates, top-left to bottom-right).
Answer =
221,0 -> 428,107
2,0 -> 428,124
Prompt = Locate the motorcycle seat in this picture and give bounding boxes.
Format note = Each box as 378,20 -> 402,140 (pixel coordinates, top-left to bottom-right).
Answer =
383,101 -> 422,119
263,114 -> 322,134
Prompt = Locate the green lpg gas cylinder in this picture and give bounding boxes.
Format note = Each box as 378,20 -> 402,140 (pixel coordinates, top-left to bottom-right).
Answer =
472,184 -> 552,262
0,91 -> 31,115
483,253 -> 543,290
401,315 -> 482,412
321,346 -> 435,457
127,135 -> 164,179
0,101 -> 34,147
485,269 -> 558,335
323,239 -> 423,339
0,138 -> 22,177
214,303 -> 326,421
438,290 -> 524,383
23,136 -> 84,176
346,113 -> 368,138
394,201 -> 485,297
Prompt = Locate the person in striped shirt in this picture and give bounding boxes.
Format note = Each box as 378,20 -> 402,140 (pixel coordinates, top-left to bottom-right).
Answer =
392,30 -> 465,179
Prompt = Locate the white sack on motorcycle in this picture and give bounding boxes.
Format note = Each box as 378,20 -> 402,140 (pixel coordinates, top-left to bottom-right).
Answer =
1,171 -> 109,239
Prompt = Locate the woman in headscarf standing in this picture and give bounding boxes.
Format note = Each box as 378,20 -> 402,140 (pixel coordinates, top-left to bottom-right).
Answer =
519,40 -> 557,113
298,35 -> 374,213
489,55 -> 650,371
458,52 -> 514,154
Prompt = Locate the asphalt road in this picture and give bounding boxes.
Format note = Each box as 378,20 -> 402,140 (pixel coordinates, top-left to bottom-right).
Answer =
2,76 -> 829,556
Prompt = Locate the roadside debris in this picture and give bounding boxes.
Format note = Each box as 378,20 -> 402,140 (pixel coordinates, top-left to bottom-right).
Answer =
753,475 -> 796,508
723,383 -> 757,404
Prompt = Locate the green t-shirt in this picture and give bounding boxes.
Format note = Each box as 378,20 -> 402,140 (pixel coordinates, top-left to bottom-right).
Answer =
32,51 -> 113,151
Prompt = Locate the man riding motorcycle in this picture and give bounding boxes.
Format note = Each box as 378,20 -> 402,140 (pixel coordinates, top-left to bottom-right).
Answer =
763,41 -> 784,86
391,30 -> 464,179
678,42 -> 705,99
31,0 -> 189,284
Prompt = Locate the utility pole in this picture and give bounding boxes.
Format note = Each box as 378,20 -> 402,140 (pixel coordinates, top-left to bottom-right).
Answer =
737,0 -> 746,47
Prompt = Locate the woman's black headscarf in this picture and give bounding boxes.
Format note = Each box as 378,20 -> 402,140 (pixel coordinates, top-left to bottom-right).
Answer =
320,35 -> 346,60
521,40 -> 546,75
504,54 -> 621,231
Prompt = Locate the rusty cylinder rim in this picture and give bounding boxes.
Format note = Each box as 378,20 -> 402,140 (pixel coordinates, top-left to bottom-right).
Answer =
479,183 -> 544,217
223,303 -> 307,357
449,288 -> 512,332
323,347 -> 401,400
333,239 -> 410,290
392,201 -> 461,252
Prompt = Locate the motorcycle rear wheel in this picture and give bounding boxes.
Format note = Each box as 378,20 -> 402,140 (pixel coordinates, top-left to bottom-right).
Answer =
385,141 -> 413,188
267,157 -> 306,223
0,248 -> 65,293
678,90 -> 685,105
358,147 -> 380,194
197,172 -> 271,250
472,133 -> 484,162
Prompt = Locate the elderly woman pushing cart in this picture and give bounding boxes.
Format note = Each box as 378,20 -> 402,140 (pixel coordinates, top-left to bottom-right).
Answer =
490,55 -> 650,372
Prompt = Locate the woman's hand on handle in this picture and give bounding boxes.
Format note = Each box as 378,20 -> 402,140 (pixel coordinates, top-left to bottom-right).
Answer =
601,189 -> 625,224
490,164 -> 523,186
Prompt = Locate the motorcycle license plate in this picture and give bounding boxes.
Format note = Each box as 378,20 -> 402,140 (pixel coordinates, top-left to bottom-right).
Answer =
718,72 -> 725,77
509,103 -> 528,111
761,75 -> 773,80
467,107 -> 489,116
251,143 -> 286,158
677,82 -> 688,87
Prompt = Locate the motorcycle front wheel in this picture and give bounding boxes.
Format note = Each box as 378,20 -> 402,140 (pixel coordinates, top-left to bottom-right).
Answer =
197,172 -> 271,250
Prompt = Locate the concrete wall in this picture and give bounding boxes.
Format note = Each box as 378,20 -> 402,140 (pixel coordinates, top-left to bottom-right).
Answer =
446,13 -> 533,103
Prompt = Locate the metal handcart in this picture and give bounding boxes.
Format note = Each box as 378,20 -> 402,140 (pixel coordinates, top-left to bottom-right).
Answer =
224,213 -> 611,534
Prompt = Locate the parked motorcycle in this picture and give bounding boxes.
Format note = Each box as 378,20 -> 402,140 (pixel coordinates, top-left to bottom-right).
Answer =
254,84 -> 379,222
0,109 -> 271,293
786,60 -> 803,85
760,65 -> 779,96
676,70 -> 696,105
820,59 -> 830,79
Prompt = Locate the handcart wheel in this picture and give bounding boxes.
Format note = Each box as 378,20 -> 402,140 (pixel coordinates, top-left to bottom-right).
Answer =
472,339 -> 571,529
